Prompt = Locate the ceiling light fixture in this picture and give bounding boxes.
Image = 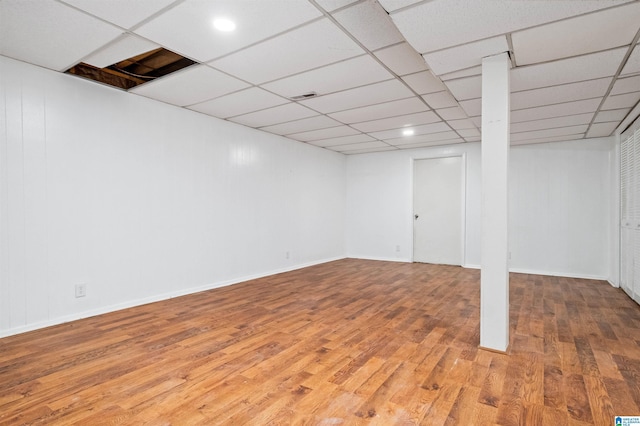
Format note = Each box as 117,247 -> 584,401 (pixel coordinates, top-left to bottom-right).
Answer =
402,129 -> 415,137
213,17 -> 236,32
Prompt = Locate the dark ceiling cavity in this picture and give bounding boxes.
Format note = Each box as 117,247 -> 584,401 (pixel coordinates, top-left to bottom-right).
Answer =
65,47 -> 196,90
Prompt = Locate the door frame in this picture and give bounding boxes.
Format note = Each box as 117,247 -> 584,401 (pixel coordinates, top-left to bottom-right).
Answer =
411,153 -> 467,265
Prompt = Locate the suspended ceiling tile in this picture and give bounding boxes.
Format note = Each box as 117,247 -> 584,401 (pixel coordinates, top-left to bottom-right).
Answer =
332,140 -> 391,152
60,0 -> 175,29
457,128 -> 480,138
261,55 -> 393,98
586,122 -> 619,138
135,0 -> 321,62
422,91 -> 458,109
373,42 -> 429,76
308,134 -> 376,147
339,146 -> 399,155
229,103 -> 317,128
440,66 -> 482,81
333,0 -> 404,51
511,98 -> 602,123
448,118 -> 477,130
594,108 -> 631,123
368,121 -> 450,140
351,111 -> 440,133
389,0 -> 630,53
611,75 -> 640,95
510,113 -> 593,133
423,36 -> 508,75
130,64 -> 250,107
287,125 -> 360,142
259,115 -> 342,136
470,117 -> 482,127
209,19 -> 363,84
188,87 -> 288,119
512,2 -> 640,66
377,0 -> 423,13
395,139 -> 464,149
602,92 -> 640,110
621,44 -> 640,76
314,0 -> 359,12
83,34 -> 159,68
385,131 -> 460,146
328,97 -> 427,123
0,0 -> 122,71
299,79 -> 413,114
436,106 -> 467,120
511,125 -> 589,142
465,137 -> 481,143
511,48 -> 626,92
458,98 -> 481,117
511,78 -> 611,110
401,71 -> 447,95
510,134 -> 584,146
445,76 -> 481,101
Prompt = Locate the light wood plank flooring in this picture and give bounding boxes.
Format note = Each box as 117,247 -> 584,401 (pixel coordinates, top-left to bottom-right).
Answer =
1,259 -> 640,425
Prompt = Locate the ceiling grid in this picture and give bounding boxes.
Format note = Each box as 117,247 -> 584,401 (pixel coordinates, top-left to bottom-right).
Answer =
0,0 -> 639,153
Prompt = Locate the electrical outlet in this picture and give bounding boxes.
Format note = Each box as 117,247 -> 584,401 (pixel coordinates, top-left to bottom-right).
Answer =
395,245 -> 400,252
75,284 -> 86,298
285,251 -> 290,260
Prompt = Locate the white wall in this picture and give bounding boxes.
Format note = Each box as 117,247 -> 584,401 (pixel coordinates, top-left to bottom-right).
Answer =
346,143 -> 482,266
346,137 -> 613,279
0,56 -> 346,337
508,138 -> 612,279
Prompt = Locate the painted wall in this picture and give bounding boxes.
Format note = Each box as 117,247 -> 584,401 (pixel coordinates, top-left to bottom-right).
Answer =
508,137 -> 612,279
0,56 -> 346,337
345,143 -> 482,266
345,137 -> 613,280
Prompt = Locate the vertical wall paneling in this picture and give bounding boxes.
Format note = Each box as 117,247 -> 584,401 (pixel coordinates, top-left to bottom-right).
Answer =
0,56 -> 346,337
347,137 -> 612,279
5,67 -> 27,329
22,69 -> 49,324
508,139 -> 611,279
346,143 -> 482,266
0,58 -> 10,330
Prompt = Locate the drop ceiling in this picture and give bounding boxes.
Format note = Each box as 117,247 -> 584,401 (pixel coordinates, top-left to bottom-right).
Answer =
1,0 -> 639,154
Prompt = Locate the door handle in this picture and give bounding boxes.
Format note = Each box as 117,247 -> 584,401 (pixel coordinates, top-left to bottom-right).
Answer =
415,214 -> 419,220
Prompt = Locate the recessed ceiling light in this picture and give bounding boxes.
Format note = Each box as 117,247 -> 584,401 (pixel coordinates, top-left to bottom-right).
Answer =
402,129 -> 415,136
213,17 -> 236,32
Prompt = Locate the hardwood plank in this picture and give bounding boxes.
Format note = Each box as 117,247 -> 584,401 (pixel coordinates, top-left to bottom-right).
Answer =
0,259 -> 639,425
564,373 -> 594,423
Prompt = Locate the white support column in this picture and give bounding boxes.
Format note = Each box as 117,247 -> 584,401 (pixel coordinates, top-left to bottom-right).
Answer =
480,52 -> 510,352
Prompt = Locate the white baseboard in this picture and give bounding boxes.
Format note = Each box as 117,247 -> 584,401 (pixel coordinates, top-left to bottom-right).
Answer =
508,267 -> 607,281
0,256 -> 346,339
346,255 -> 410,263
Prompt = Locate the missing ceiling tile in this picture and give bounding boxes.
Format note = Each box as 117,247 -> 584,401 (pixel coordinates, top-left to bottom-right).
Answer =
65,47 -> 196,90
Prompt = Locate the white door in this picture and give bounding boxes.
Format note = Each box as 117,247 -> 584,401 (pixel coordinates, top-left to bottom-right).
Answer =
413,156 -> 463,265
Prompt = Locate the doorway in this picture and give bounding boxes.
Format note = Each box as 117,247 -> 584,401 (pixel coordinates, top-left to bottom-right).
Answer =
413,156 -> 465,265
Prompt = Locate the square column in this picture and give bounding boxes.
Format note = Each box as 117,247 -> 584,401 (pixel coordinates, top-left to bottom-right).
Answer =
480,52 -> 510,352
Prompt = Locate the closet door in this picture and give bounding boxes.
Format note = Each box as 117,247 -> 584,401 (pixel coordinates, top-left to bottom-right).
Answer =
621,127 -> 640,304
634,128 -> 640,303
621,134 -> 633,296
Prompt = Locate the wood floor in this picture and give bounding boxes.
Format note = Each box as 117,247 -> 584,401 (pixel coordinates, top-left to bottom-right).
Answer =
1,259 -> 640,425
